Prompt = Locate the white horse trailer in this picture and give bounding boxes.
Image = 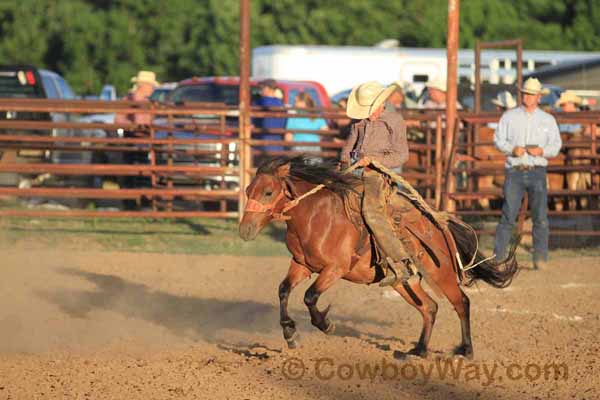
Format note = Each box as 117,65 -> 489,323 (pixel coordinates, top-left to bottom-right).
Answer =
252,45 -> 600,97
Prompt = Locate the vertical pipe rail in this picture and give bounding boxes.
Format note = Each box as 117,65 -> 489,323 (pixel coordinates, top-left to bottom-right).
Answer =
426,124 -> 432,200
445,0 -> 459,211
238,0 -> 251,220
592,123 -> 599,191
166,108 -> 174,212
474,40 -> 481,114
434,115 -> 443,210
150,106 -> 158,212
516,39 -> 523,106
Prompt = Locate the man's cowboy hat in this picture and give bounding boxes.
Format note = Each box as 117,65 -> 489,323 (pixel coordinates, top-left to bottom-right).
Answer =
519,78 -> 545,95
426,78 -> 447,93
346,81 -> 397,119
491,91 -> 517,109
131,71 -> 159,87
555,91 -> 582,107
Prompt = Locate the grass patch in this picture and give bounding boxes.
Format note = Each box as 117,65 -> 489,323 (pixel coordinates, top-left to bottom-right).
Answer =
0,216 -> 289,256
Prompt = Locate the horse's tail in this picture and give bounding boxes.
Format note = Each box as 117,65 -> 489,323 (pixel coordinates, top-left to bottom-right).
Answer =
448,218 -> 520,289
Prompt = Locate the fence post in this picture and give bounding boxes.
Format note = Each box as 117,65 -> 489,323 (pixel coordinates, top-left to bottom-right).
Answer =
238,0 -> 251,221
445,0 -> 459,212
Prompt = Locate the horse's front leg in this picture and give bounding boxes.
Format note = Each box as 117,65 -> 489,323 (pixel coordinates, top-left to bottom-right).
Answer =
279,259 -> 311,349
304,265 -> 345,335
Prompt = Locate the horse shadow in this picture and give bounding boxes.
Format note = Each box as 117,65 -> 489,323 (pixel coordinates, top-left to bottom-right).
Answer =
38,268 -> 400,351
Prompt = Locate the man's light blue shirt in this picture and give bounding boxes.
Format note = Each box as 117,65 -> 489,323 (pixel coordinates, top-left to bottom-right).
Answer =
494,106 -> 562,168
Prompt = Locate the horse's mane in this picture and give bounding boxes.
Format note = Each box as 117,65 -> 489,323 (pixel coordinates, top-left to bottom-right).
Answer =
256,155 -> 359,195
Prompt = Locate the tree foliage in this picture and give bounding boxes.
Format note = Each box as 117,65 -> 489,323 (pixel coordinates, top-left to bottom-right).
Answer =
2,0 -> 600,95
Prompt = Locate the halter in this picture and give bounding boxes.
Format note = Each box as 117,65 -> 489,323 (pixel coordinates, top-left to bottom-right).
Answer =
244,181 -> 325,221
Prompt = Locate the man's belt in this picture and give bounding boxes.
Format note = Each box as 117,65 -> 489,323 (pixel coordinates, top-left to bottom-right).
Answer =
512,165 -> 545,171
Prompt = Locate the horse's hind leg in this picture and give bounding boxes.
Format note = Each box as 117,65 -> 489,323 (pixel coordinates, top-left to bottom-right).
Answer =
279,260 -> 311,349
392,277 -> 438,357
439,278 -> 473,359
304,266 -> 345,335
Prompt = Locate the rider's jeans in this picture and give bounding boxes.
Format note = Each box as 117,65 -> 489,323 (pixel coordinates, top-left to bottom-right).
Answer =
362,168 -> 410,262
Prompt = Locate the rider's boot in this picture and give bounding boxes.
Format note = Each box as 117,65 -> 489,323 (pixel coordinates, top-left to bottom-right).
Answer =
379,257 -> 414,287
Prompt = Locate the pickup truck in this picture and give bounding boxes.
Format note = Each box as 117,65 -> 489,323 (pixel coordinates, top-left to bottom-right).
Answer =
0,65 -> 78,185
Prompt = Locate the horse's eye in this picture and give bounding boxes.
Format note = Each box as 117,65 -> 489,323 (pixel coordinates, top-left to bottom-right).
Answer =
265,191 -> 273,197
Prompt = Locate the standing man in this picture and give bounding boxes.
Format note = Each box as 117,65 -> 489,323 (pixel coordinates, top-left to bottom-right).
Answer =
116,70 -> 159,130
494,78 -> 562,270
341,81 -> 412,286
114,70 -> 159,204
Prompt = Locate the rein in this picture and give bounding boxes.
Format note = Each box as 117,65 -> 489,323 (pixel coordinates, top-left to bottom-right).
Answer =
245,182 -> 326,221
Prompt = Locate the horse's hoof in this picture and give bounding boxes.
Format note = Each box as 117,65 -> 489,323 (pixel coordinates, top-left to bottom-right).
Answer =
323,321 -> 336,335
285,332 -> 299,349
453,345 -> 474,360
408,346 -> 428,358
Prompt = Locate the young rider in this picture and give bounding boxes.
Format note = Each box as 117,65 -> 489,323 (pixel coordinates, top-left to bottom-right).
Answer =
340,81 -> 415,286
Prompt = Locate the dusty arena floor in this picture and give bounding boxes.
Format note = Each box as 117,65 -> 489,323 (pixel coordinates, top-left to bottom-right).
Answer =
0,246 -> 598,399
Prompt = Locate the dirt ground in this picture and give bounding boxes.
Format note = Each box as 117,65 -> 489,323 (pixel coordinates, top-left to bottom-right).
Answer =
0,245 -> 598,400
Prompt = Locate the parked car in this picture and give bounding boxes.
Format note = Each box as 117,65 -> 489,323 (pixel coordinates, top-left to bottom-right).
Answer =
170,76 -> 331,108
100,84 -> 117,101
0,65 -> 79,185
149,82 -> 177,103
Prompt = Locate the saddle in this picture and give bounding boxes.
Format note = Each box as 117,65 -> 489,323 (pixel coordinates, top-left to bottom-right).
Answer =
342,176 -> 463,292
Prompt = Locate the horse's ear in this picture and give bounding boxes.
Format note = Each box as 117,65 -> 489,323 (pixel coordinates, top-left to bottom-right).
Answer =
276,163 -> 291,178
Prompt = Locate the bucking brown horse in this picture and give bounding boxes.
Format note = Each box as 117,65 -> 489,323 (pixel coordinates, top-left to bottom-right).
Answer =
239,156 -> 519,359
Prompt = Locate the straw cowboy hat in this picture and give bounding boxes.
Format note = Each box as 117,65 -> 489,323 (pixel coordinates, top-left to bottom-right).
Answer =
491,91 -> 517,109
555,91 -> 582,107
426,78 -> 447,93
519,77 -> 545,95
130,70 -> 159,87
346,81 -> 397,119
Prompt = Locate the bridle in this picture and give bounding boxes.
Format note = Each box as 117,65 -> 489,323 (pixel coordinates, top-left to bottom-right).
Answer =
244,178 -> 325,221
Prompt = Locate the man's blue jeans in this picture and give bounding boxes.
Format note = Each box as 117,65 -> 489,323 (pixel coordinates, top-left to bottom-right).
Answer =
494,167 -> 549,262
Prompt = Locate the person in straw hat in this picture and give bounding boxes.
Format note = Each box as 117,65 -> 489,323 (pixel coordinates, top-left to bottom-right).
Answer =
116,70 -> 160,127
492,91 -> 517,111
555,91 -> 584,134
114,70 -> 159,201
493,77 -> 562,270
340,81 -> 416,286
422,78 -> 463,110
488,91 -> 517,129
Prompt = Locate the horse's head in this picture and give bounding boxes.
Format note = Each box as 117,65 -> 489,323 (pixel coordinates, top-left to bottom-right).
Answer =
239,162 -> 291,241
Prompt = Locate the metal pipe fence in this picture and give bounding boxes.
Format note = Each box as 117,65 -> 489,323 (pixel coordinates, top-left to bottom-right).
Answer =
1,99 -> 599,239
447,113 -> 600,238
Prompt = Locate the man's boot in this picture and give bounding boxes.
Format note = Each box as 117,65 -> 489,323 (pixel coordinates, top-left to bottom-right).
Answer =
379,257 -> 414,287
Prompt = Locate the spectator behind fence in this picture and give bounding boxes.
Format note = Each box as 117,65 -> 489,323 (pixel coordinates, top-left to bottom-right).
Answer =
488,91 -> 517,129
285,92 -> 327,155
555,91 -> 584,134
114,70 -> 159,205
115,70 -> 159,132
252,79 -> 286,163
422,79 -> 463,110
386,82 -> 406,111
